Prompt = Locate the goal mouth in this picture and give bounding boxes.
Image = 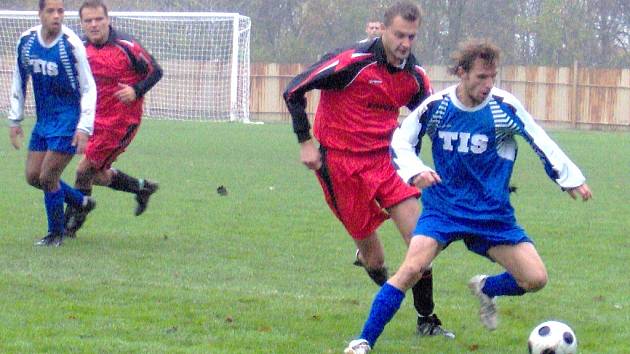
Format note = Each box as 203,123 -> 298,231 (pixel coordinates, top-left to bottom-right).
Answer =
0,11 -> 251,122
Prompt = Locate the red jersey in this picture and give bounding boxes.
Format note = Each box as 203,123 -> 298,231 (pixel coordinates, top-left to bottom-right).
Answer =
283,39 -> 432,153
84,27 -> 162,127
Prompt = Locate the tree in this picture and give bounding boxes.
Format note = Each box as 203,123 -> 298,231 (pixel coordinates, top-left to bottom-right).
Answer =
2,0 -> 627,67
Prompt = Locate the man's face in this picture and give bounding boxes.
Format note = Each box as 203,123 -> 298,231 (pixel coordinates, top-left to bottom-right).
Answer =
80,6 -> 110,45
381,15 -> 419,66
365,21 -> 382,40
459,58 -> 497,106
39,0 -> 64,36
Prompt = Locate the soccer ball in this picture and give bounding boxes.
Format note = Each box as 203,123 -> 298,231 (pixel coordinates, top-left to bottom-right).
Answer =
528,320 -> 578,354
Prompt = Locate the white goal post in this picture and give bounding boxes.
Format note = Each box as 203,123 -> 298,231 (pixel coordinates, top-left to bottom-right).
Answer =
0,11 -> 251,122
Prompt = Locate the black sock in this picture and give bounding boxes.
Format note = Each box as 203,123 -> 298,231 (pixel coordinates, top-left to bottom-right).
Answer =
365,266 -> 389,286
108,170 -> 140,194
412,268 -> 435,317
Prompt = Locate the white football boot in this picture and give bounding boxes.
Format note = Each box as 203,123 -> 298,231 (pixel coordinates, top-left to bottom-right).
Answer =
468,274 -> 498,330
344,339 -> 371,354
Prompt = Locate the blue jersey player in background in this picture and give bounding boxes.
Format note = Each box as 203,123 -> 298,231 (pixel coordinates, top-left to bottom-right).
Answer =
344,39 -> 592,353
7,0 -> 97,247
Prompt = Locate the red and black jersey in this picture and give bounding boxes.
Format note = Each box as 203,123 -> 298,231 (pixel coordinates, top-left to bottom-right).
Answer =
283,38 -> 432,153
84,26 -> 162,127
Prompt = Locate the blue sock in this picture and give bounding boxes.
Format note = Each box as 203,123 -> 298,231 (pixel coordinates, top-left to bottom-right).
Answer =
60,180 -> 84,207
44,188 -> 65,234
360,282 -> 406,347
482,272 -> 526,297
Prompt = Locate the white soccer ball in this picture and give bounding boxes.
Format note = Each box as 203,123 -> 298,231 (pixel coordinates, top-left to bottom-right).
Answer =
528,320 -> 578,354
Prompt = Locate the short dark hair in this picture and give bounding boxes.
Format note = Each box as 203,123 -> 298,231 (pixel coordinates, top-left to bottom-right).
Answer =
79,0 -> 109,18
448,39 -> 501,75
39,0 -> 63,11
383,1 -> 422,27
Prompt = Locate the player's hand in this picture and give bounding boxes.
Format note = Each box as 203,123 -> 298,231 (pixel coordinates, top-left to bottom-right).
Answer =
567,183 -> 592,201
299,139 -> 322,170
72,130 -> 90,154
9,126 -> 23,150
114,83 -> 137,104
411,170 -> 441,189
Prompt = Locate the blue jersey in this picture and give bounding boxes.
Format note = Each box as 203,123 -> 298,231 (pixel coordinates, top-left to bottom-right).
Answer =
392,85 -> 586,223
8,25 -> 96,137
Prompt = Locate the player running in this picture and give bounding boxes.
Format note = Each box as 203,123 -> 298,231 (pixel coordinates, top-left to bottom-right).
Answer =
344,39 -> 592,353
65,0 -> 163,237
284,1 -> 453,339
8,0 -> 97,247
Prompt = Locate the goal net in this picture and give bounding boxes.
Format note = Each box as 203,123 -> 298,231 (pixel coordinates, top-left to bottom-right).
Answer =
0,11 -> 251,122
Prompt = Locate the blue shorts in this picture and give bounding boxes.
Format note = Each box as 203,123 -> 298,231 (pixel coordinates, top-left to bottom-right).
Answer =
413,210 -> 532,258
29,131 -> 76,154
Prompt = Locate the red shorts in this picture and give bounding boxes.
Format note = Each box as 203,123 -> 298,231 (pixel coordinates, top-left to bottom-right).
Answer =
315,148 -> 420,240
85,121 -> 139,170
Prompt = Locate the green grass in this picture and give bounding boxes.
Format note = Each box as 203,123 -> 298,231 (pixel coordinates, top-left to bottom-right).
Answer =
0,120 -> 628,353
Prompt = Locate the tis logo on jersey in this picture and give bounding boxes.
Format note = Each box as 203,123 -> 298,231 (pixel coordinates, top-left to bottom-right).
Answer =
30,59 -> 59,76
439,131 -> 488,154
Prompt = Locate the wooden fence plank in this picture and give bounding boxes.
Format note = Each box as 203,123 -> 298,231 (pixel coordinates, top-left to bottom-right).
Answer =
252,63 -> 629,130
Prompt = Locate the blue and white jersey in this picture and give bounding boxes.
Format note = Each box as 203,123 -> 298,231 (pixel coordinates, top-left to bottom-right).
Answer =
391,85 -> 586,222
8,24 -> 96,137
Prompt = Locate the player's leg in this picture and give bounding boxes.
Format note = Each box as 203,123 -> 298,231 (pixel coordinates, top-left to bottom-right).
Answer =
347,235 -> 440,351
92,167 -> 159,216
26,134 -> 56,245
92,167 -> 113,186
65,156 -> 99,236
75,155 -> 98,195
487,242 -> 548,293
466,224 -> 544,330
354,154 -> 411,286
469,242 -> 546,330
25,150 -> 46,189
25,151 -> 55,245
84,123 -> 158,216
315,148 -> 389,285
59,180 -> 92,209
105,168 -> 159,216
353,232 -> 388,286
105,124 -> 158,216
36,149 -> 74,246
387,190 -> 453,337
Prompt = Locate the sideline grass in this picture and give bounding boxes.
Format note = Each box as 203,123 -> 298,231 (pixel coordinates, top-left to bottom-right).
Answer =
0,120 -> 628,353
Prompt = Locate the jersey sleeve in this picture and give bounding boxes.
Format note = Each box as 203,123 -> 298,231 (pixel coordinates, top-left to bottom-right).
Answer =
406,65 -> 433,111
8,37 -> 28,127
282,48 -> 374,143
503,92 -> 586,189
391,102 -> 435,184
71,36 -> 96,135
123,38 -> 163,97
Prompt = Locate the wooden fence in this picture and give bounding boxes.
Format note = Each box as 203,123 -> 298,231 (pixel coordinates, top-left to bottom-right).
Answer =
251,62 -> 630,130
1,58 -> 627,129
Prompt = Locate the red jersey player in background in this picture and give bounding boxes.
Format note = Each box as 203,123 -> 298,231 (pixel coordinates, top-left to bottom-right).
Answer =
283,1 -> 453,339
65,0 -> 163,237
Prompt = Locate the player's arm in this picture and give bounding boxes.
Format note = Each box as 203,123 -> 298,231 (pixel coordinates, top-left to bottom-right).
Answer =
128,40 -> 163,98
406,65 -> 433,111
8,38 -> 27,149
391,103 -> 439,189
72,37 -> 97,152
283,48 -> 369,143
504,93 -> 592,201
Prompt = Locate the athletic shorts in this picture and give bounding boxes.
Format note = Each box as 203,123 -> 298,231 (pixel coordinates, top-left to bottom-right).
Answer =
29,131 -> 76,154
316,147 -> 420,240
85,122 -> 139,170
414,209 -> 532,258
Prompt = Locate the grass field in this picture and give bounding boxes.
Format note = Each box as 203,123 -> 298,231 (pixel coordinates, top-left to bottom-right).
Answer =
0,120 -> 628,353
